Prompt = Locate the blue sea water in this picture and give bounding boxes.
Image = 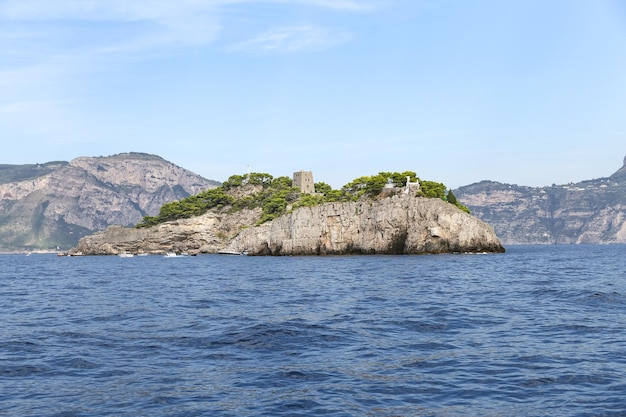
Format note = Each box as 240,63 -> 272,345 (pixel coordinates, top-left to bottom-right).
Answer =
1,245 -> 625,417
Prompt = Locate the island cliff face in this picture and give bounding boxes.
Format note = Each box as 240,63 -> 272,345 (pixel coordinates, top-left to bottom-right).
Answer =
229,196 -> 504,255
71,194 -> 504,255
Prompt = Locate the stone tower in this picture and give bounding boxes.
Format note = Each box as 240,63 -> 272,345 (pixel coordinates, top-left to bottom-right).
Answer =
293,170 -> 315,194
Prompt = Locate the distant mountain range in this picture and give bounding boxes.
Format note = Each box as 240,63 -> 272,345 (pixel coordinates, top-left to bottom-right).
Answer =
454,156 -> 626,245
2,152 -> 624,251
0,153 -> 218,252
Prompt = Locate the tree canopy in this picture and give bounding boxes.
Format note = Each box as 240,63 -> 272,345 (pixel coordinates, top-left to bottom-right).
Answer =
136,170 -> 470,227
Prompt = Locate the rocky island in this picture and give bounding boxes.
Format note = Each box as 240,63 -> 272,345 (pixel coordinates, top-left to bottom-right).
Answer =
70,171 -> 504,255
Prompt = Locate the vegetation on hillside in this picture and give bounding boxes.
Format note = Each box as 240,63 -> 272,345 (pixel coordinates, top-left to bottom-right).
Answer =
136,171 -> 470,228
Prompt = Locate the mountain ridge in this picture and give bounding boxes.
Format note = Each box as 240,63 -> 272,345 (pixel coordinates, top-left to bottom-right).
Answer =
454,156 -> 626,245
0,152 -> 218,252
3,152 -> 624,251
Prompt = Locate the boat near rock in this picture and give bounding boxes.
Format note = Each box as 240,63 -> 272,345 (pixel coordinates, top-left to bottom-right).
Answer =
218,250 -> 248,256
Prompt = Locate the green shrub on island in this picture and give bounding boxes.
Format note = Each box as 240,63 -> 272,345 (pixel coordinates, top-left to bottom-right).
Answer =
138,188 -> 234,227
136,171 -> 470,228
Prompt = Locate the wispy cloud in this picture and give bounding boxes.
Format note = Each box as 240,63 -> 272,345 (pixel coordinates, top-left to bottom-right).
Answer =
0,0 -> 380,22
0,0 -> 223,56
230,25 -> 353,53
0,0 -> 379,142
290,0 -> 380,11
0,0 -> 212,22
0,0 -> 381,58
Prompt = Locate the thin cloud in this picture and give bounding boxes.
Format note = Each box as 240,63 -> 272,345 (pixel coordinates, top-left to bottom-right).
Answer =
0,0 -> 380,21
289,0 -> 379,11
0,0 -> 376,143
231,25 -> 353,53
0,0 -> 212,22
0,0 -> 380,55
0,0 -> 222,54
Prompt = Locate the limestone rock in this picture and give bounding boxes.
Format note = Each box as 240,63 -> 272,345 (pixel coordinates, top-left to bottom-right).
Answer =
71,195 -> 504,256
227,196 -> 503,255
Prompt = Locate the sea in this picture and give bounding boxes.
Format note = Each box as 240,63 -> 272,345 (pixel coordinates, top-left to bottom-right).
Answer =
1,245 -> 625,417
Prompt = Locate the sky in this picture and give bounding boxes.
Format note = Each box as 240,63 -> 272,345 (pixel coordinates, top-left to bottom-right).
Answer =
1,0 -> 625,189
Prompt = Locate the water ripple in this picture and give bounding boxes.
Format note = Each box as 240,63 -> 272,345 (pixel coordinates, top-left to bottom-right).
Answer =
1,246 -> 626,416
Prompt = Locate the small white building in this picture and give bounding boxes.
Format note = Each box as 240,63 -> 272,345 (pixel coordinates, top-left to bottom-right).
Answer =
404,176 -> 420,194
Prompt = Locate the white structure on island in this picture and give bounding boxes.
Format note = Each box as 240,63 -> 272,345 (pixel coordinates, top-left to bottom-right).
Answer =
405,176 -> 420,194
381,176 -> 420,196
293,170 -> 315,194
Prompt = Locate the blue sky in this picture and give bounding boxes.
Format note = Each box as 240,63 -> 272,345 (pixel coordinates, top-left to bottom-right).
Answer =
1,0 -> 625,189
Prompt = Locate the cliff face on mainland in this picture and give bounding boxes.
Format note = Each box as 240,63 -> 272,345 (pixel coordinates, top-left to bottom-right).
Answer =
454,156 -> 626,245
0,153 -> 218,251
71,194 -> 504,255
